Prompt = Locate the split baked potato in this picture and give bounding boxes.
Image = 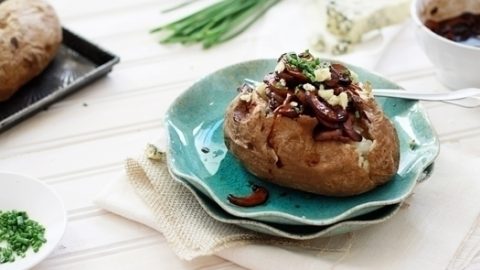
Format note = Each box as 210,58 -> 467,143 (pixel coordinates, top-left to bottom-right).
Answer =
224,51 -> 400,197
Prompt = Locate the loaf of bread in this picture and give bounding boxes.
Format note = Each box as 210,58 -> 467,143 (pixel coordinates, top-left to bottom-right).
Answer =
0,0 -> 62,102
224,51 -> 400,197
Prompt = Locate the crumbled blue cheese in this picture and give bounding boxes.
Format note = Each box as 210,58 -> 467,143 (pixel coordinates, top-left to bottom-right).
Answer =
290,101 -> 298,107
326,0 -> 410,43
328,95 -> 340,106
146,144 -> 165,160
332,40 -> 352,55
318,89 -> 349,109
338,92 -> 348,109
358,82 -> 374,100
303,83 -> 316,92
314,67 -> 332,82
318,89 -> 334,100
279,78 -> 287,87
312,0 -> 410,55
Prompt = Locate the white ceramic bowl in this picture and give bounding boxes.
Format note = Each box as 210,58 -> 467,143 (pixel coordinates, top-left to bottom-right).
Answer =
411,0 -> 480,89
0,171 -> 67,270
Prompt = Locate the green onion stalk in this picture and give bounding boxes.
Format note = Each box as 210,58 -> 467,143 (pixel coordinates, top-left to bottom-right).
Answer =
151,0 -> 281,48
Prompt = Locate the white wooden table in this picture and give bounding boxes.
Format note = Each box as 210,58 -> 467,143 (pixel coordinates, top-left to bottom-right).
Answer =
1,1 -> 480,269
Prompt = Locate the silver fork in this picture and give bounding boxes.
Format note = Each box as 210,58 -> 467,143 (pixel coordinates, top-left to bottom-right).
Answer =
244,79 -> 480,108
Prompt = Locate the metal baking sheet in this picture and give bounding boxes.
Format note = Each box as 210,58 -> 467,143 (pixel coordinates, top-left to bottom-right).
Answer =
0,28 -> 120,132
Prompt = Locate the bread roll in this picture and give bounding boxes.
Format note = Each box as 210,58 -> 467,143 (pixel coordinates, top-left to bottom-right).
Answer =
0,0 -> 62,102
224,51 -> 400,197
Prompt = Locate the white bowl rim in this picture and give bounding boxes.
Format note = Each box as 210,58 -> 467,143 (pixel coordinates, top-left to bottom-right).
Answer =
410,0 -> 480,51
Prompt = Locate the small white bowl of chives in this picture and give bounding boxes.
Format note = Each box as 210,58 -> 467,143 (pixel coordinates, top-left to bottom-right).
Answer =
0,171 -> 66,270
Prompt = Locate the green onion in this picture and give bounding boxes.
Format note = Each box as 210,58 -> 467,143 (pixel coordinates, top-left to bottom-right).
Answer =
151,0 -> 281,48
0,210 -> 47,264
161,0 -> 196,14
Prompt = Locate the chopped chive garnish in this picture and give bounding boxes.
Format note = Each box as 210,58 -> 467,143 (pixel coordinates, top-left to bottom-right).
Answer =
0,210 -> 46,264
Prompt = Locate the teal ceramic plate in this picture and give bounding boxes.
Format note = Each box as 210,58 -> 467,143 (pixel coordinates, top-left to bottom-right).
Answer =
171,172 -> 402,239
166,59 -> 439,226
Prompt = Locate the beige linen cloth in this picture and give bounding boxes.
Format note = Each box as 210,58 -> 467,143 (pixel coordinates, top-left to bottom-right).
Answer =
96,139 -> 480,269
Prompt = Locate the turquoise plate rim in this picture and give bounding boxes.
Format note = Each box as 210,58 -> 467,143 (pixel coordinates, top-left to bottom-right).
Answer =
170,170 -> 403,239
165,58 -> 440,226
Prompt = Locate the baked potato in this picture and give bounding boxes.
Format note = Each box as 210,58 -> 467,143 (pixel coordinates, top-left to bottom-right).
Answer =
224,51 -> 400,197
0,0 -> 62,102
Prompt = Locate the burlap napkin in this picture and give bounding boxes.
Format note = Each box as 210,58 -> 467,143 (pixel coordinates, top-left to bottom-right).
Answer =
120,149 -> 354,260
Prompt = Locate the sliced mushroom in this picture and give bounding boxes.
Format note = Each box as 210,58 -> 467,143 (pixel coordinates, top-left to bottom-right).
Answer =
276,106 -> 299,118
331,63 -> 352,85
342,114 -> 362,142
228,185 -> 269,207
305,91 -> 347,126
264,73 -> 289,98
284,66 -> 309,83
314,128 -> 349,142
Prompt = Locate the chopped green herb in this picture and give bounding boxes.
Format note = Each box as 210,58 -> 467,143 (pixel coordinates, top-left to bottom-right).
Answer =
0,210 -> 46,264
285,50 -> 329,82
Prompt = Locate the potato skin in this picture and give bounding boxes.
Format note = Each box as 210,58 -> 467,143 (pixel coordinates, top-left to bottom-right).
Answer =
224,91 -> 400,197
0,0 -> 62,101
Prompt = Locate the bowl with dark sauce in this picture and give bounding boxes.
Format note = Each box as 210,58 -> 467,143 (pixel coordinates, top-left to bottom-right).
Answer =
411,0 -> 480,89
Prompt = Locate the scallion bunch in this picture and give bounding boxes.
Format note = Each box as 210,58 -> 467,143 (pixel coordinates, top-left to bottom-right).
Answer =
151,0 -> 281,48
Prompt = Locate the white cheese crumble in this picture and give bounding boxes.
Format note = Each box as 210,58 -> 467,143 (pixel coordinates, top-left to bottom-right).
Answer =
240,93 -> 252,102
303,83 -> 316,92
350,70 -> 359,83
355,138 -> 374,170
338,92 -> 349,109
279,78 -> 287,87
314,67 -> 332,82
358,81 -> 373,100
318,89 -> 334,100
318,89 -> 350,109
275,61 -> 285,73
145,144 -> 165,161
328,95 -> 340,106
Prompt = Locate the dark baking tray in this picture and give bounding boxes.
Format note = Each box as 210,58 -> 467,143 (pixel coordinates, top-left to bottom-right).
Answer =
0,28 -> 120,132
